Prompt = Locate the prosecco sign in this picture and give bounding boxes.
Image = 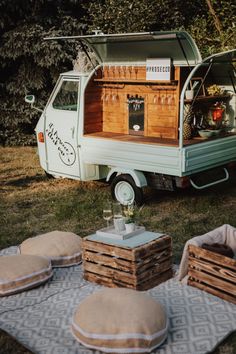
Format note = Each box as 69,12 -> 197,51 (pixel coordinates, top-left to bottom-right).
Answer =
146,58 -> 171,81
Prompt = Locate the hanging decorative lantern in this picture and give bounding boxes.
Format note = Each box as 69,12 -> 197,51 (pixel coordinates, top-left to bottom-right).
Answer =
212,107 -> 224,121
209,101 -> 226,127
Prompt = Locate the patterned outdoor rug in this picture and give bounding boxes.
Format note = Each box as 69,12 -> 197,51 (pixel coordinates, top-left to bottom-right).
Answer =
0,246 -> 236,354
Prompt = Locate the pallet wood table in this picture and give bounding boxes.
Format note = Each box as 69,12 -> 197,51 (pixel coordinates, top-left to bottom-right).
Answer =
82,232 -> 172,291
188,244 -> 236,304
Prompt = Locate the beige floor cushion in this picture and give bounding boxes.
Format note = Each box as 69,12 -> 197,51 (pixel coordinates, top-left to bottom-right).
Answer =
19,231 -> 82,267
71,288 -> 168,353
0,254 -> 53,296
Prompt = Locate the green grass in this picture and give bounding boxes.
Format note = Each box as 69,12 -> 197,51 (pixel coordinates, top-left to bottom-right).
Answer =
0,146 -> 235,354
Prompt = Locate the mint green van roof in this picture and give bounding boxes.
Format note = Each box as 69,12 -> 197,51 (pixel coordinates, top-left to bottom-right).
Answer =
82,31 -> 202,66
45,31 -> 202,66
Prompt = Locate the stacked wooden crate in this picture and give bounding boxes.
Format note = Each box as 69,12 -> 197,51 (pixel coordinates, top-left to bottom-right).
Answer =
188,244 -> 236,304
82,234 -> 172,291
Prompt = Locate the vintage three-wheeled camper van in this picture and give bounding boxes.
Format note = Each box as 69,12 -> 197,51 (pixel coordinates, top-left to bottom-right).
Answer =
25,31 -> 236,204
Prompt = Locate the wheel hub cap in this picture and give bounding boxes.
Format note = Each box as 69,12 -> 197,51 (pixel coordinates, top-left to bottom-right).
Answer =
115,181 -> 135,204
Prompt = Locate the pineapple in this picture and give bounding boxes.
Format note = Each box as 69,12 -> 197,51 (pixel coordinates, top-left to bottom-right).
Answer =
183,104 -> 192,140
183,123 -> 192,140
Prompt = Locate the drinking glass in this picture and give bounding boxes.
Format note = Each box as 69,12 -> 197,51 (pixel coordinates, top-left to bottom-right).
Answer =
113,202 -> 123,219
128,66 -> 132,79
113,202 -> 125,233
103,203 -> 112,228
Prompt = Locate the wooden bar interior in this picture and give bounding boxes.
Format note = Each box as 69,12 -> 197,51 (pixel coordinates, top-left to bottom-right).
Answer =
84,65 -> 180,141
84,64 -> 235,146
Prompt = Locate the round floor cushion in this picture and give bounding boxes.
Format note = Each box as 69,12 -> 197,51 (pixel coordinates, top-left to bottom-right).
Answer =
19,231 -> 82,267
0,254 -> 53,296
71,288 -> 168,353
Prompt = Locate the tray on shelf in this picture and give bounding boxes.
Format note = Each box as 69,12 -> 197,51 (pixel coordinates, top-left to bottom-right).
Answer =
96,225 -> 146,240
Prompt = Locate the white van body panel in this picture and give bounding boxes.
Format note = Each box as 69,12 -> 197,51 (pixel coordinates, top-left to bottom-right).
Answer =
35,72 -> 100,180
44,77 -> 80,178
80,136 -> 182,176
106,168 -> 147,187
35,112 -> 47,172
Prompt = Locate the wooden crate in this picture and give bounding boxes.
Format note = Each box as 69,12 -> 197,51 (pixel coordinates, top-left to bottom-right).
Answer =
188,244 -> 236,304
82,235 -> 172,291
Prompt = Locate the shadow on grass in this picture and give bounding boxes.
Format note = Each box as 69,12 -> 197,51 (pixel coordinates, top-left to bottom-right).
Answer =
144,175 -> 236,205
4,174 -> 46,187
0,329 -> 33,354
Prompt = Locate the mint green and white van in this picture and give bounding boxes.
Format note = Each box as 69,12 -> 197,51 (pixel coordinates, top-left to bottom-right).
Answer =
25,31 -> 236,204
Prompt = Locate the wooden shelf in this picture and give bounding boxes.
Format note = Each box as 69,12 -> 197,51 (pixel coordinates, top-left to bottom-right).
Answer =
94,78 -> 178,86
84,131 -> 236,147
184,94 -> 231,104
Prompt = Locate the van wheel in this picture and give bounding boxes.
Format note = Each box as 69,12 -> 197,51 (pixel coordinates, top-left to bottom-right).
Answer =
111,174 -> 143,205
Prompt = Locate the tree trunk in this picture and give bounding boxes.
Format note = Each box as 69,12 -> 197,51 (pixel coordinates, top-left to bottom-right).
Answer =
205,0 -> 223,36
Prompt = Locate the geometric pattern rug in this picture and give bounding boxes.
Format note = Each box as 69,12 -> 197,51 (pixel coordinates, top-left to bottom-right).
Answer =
0,246 -> 236,354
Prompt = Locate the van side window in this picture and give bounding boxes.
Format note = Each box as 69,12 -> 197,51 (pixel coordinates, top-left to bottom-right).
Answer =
52,80 -> 79,111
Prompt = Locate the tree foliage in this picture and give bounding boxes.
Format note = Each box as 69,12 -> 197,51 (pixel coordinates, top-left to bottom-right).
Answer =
84,0 -> 190,33
0,0 -> 235,145
188,0 -> 236,57
85,0 -> 235,53
0,0 -> 86,145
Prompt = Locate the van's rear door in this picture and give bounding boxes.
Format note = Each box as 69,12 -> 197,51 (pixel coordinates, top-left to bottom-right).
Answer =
44,77 -> 80,178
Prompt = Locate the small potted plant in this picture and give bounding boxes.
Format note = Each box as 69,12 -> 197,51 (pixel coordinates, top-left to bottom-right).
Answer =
123,203 -> 136,233
206,84 -> 223,96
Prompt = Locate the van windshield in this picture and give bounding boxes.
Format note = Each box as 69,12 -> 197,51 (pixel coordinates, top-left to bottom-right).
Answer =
52,80 -> 79,111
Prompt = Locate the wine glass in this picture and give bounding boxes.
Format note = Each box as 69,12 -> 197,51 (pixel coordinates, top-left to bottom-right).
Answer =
128,66 -> 132,79
103,203 -> 112,228
113,202 -> 125,233
113,202 -> 123,219
112,89 -> 117,102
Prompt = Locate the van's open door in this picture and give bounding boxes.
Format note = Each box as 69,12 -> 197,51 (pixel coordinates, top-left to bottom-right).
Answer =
44,77 -> 80,178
